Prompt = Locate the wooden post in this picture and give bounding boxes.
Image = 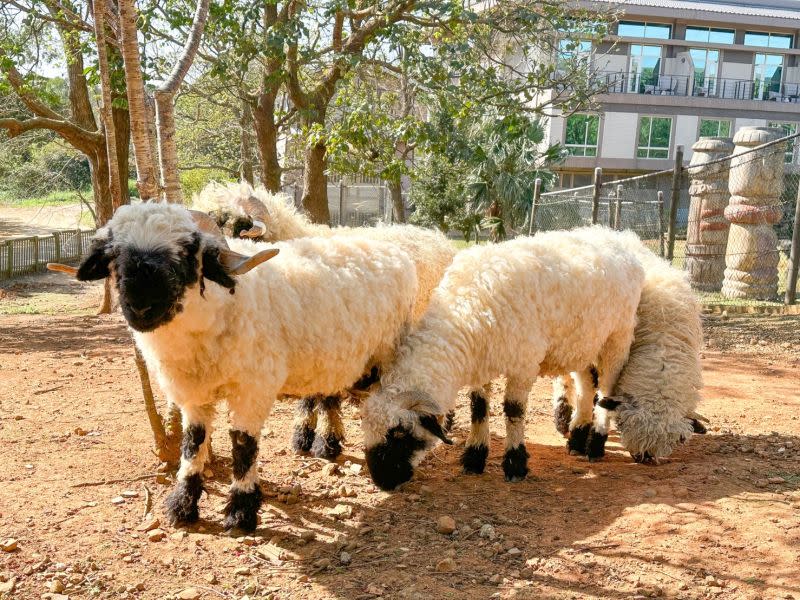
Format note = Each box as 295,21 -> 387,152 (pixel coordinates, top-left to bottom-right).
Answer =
614,184 -> 623,230
658,191 -> 666,258
53,231 -> 61,264
607,192 -> 614,227
76,229 -> 84,257
666,145 -> 684,261
591,167 -> 602,225
338,179 -> 345,227
7,242 -> 13,278
529,178 -> 542,236
33,236 -> 39,272
785,179 -> 800,304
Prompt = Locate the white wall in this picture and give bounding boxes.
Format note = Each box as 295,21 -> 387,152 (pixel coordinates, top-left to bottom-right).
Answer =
675,115 -> 700,160
601,112 -> 638,159
549,115 -> 565,146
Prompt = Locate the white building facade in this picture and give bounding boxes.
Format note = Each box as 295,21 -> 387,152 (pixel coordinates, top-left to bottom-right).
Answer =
549,0 -> 800,189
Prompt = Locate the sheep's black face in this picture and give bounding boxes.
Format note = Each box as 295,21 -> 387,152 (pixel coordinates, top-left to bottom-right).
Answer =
115,240 -> 200,332
210,210 -> 253,239
365,425 -> 429,491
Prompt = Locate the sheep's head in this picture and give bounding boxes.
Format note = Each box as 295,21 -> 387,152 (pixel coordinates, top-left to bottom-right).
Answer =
361,389 -> 453,491
208,209 -> 255,240
50,202 -> 278,333
598,395 -> 696,463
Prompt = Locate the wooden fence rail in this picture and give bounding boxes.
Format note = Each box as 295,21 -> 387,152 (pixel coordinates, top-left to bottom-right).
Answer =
0,229 -> 95,280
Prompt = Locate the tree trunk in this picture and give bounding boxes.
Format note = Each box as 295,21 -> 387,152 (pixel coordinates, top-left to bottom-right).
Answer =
388,179 -> 405,223
117,0 -> 159,200
154,92 -> 182,203
113,105 -> 131,204
239,100 -> 255,185
252,91 -> 282,192
89,146 -> 115,315
302,140 -> 330,224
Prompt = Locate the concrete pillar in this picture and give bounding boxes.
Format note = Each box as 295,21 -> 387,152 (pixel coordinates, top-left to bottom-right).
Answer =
722,126 -> 786,300
686,137 -> 734,292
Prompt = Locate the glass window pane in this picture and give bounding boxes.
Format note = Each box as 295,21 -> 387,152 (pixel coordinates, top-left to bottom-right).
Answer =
651,149 -> 669,159
709,29 -> 735,44
745,32 -> 770,47
685,27 -> 709,43
586,116 -> 599,145
636,148 -> 648,158
619,21 -> 645,37
651,118 -> 671,147
720,121 -> 732,137
586,147 -> 597,157
699,119 -> 719,137
638,117 -> 651,146
646,23 -> 671,39
769,34 -> 792,49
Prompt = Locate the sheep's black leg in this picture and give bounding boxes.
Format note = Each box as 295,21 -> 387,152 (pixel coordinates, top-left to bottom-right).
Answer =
165,406 -> 214,525
444,410 -> 456,433
311,393 -> 345,460
461,389 -> 489,474
502,380 -> 530,482
291,396 -> 318,454
567,369 -> 595,456
224,429 -> 263,532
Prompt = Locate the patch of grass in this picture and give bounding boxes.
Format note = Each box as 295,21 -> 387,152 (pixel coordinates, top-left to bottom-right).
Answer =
0,188 -> 91,207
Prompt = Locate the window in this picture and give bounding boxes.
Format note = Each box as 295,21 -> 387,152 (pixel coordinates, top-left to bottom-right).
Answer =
767,121 -> 797,163
685,26 -> 735,45
744,32 -> 793,49
637,116 -> 672,159
690,48 -> 719,95
628,44 -> 662,93
618,21 -> 671,39
753,53 -> 784,100
699,119 -> 732,137
557,39 -> 592,72
565,114 -> 599,156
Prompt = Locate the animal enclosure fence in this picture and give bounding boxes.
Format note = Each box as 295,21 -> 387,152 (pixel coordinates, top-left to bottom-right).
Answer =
0,229 -> 95,280
531,130 -> 800,306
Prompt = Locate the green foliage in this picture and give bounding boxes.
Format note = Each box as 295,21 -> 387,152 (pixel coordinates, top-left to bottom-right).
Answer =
0,140 -> 91,198
179,169 -> 235,197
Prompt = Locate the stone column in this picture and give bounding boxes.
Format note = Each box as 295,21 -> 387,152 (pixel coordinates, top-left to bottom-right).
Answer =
686,137 -> 734,292
722,126 -> 785,300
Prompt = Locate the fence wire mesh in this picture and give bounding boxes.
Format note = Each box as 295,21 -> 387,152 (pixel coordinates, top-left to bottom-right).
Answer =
532,132 -> 800,306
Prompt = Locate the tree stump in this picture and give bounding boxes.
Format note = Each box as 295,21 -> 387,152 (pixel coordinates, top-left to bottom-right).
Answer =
722,127 -> 785,300
686,137 -> 734,292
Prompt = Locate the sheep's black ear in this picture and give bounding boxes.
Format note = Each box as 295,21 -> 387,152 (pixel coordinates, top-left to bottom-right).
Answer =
201,245 -> 237,290
77,236 -> 112,281
598,397 -> 622,411
419,414 -> 454,445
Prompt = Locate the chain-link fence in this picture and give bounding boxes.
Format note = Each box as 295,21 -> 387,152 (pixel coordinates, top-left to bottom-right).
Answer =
532,131 -> 800,306
282,175 -> 397,226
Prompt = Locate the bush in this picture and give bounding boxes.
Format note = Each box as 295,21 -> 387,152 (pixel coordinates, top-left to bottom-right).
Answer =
179,169 -> 235,198
1,142 -> 91,198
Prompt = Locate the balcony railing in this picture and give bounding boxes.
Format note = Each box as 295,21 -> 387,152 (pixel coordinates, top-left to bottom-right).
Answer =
591,71 -> 800,103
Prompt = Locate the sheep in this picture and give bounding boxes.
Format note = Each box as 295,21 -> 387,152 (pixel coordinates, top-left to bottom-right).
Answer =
193,181 -> 458,460
360,226 -> 647,490
553,243 -> 705,463
55,201 -> 418,531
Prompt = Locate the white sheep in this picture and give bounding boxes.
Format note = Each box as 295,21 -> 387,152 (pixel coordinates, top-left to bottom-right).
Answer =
552,240 -> 705,463
59,201 -> 418,531
193,181 -> 458,459
360,226 -> 647,490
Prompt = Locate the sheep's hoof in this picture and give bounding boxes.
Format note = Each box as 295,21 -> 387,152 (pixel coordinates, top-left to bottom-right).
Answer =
502,444 -> 529,482
223,486 -> 263,532
291,425 -> 316,454
553,399 -> 572,437
444,410 -> 456,433
632,451 -> 656,464
567,424 -> 591,455
690,418 -> 707,434
461,444 -> 488,474
586,428 -> 608,462
311,433 -> 343,460
164,473 -> 203,525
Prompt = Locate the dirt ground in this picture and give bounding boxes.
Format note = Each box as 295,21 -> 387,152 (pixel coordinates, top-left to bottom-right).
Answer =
1,276 -> 799,600
0,204 -> 89,239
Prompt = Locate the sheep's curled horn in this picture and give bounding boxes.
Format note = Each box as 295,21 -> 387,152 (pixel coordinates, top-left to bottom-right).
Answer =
237,195 -> 269,239
397,390 -> 454,445
46,209 -> 279,278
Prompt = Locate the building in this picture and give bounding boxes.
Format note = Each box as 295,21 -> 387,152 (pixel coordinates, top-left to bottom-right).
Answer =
548,0 -> 800,189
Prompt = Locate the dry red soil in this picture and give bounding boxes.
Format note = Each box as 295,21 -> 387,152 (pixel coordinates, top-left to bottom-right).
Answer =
1,278 -> 799,600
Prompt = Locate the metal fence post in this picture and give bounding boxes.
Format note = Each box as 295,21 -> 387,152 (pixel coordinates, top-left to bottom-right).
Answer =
614,184 -> 623,230
591,167 -> 603,225
785,179 -> 800,304
33,236 -> 39,272
607,191 -> 614,227
666,145 -> 684,261
658,191 -> 666,258
338,180 -> 345,227
529,178 -> 541,236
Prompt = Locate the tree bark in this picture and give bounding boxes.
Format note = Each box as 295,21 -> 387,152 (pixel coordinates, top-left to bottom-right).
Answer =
252,90 -> 282,192
117,0 -> 159,200
302,138 -> 330,224
388,179 -> 405,223
239,100 -> 255,185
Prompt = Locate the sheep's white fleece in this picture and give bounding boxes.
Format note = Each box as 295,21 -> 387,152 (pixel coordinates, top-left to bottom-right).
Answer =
361,227 -> 647,450
109,203 -> 418,417
607,241 -> 704,459
193,182 -> 456,321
